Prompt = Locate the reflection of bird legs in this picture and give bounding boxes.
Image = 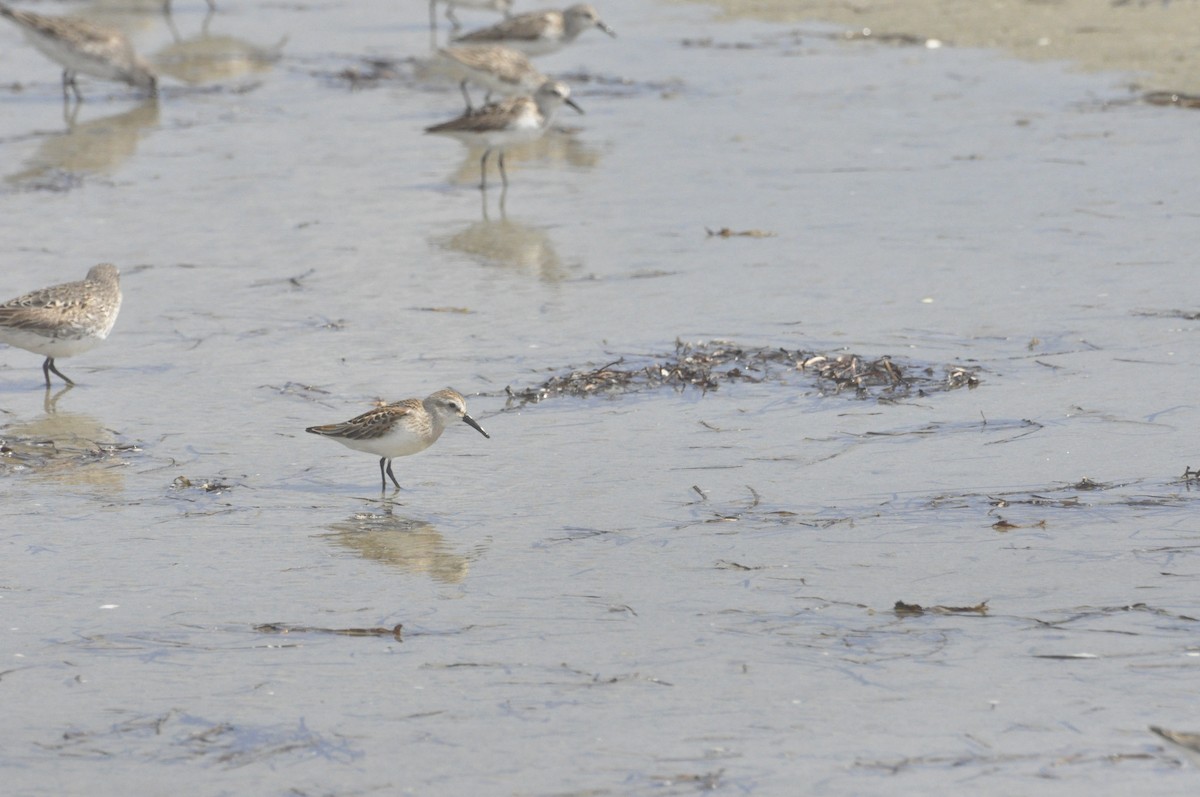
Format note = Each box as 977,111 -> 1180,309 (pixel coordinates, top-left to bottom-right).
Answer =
478,148 -> 509,190
61,89 -> 81,127
428,0 -> 464,31
43,383 -> 74,414
479,178 -> 508,220
164,0 -> 217,14
163,0 -> 217,40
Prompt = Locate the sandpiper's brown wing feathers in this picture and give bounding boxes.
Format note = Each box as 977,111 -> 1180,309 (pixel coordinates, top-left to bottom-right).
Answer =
426,96 -> 531,134
440,45 -> 537,83
0,6 -> 132,56
0,281 -> 94,333
306,401 -> 418,441
454,10 -> 561,44
0,264 -> 121,332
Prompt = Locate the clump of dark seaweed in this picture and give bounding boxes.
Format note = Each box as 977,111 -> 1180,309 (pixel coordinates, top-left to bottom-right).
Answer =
504,339 -> 979,407
0,433 -> 139,476
316,56 -> 408,89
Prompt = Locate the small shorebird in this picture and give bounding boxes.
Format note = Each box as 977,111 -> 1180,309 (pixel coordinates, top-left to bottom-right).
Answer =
0,264 -> 123,388
430,0 -> 513,31
452,3 -> 615,56
306,388 -> 490,490
439,44 -> 546,110
1150,726 -> 1200,766
0,2 -> 157,101
425,79 -> 581,189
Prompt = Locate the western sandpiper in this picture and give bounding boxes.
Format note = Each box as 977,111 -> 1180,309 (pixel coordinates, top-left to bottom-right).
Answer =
0,2 -> 157,101
425,79 -> 581,189
306,388 -> 490,490
439,44 -> 546,110
452,3 -> 615,56
0,264 -> 123,388
430,0 -> 513,31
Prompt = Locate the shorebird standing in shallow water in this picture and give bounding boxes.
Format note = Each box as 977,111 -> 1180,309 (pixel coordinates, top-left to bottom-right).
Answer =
0,264 -> 123,388
306,389 -> 490,491
425,79 -> 581,189
452,3 -> 615,57
438,44 -> 547,111
0,2 -> 157,101
430,0 -> 513,31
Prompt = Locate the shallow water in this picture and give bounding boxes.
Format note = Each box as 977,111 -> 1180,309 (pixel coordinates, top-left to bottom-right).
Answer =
3,0 -> 1200,794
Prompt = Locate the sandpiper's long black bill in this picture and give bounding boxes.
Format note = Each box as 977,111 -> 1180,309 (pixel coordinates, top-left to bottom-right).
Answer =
463,414 -> 490,438
566,97 -> 584,115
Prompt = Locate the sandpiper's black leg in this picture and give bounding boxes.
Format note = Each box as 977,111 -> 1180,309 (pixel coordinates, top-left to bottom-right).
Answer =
62,71 -> 83,104
479,148 -> 491,190
385,460 -> 401,489
43,358 -> 74,388
498,150 -> 508,187
447,5 -> 462,28
459,79 -> 474,112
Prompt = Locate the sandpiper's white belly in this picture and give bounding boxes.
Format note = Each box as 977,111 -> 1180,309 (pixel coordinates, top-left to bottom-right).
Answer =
0,326 -> 107,358
333,427 -> 445,459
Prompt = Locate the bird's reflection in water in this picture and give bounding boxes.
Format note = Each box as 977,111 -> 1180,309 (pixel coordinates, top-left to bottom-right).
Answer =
436,193 -> 569,281
154,4 -> 285,86
441,125 -> 599,189
5,99 -> 159,188
324,507 -> 470,584
1,387 -> 127,491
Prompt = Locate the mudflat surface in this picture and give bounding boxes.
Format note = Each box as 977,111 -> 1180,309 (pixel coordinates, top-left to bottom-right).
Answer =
2,0 -> 1200,794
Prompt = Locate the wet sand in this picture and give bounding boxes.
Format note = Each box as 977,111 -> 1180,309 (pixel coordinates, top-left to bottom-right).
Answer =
2,0 -> 1200,793
675,0 -> 1200,94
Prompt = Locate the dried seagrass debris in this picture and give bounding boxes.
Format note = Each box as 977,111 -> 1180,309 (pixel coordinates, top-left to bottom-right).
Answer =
705,227 -> 775,238
893,600 -> 989,616
255,622 -> 403,641
1143,91 -> 1200,109
171,475 -> 237,493
504,339 -> 979,406
324,57 -> 405,88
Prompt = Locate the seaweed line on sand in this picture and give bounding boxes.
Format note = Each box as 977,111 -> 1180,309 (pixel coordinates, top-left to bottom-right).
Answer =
503,339 -> 980,407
